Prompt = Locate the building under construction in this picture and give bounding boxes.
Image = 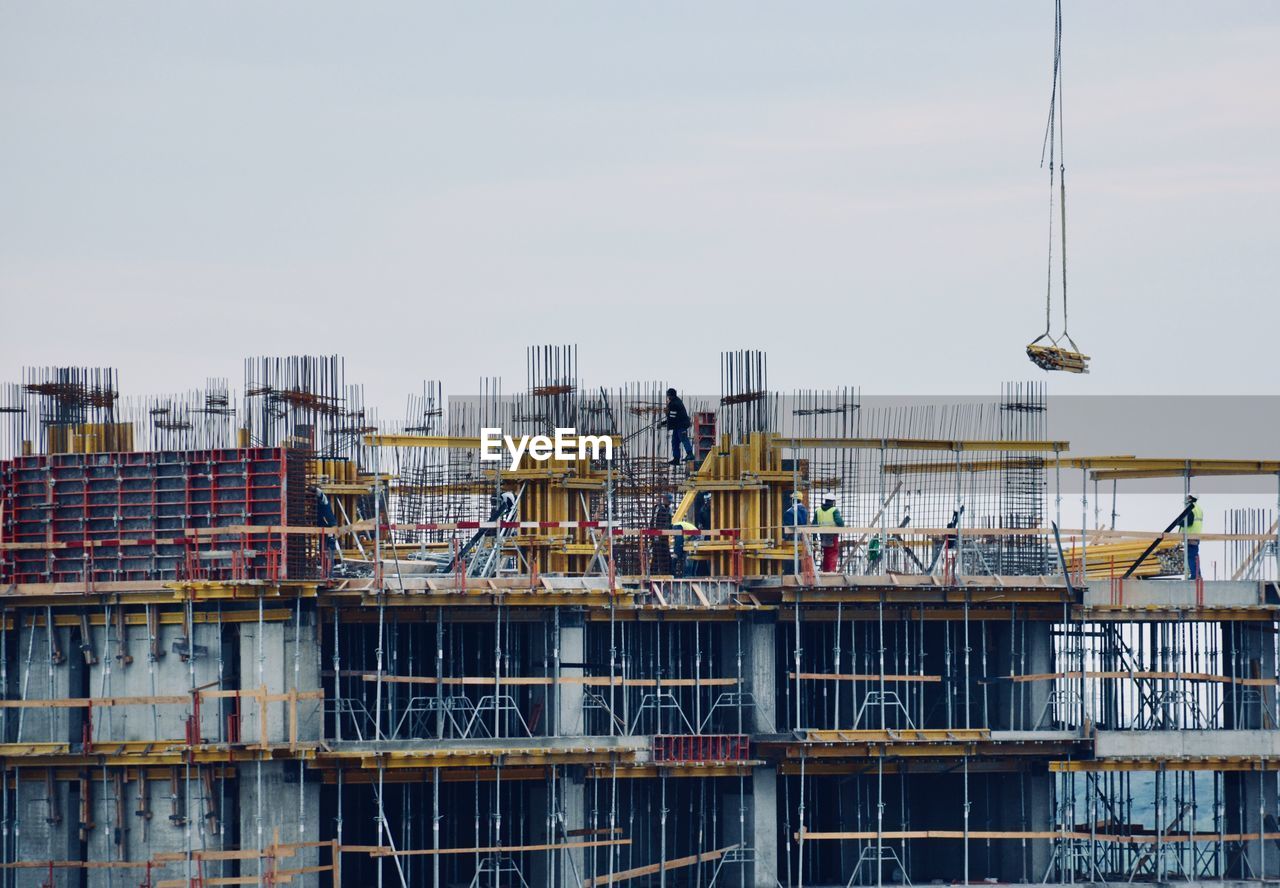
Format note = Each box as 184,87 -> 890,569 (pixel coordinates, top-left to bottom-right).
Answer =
0,348 -> 1276,887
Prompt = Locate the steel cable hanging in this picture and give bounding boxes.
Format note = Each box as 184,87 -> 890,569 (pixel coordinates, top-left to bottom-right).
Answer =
1027,0 -> 1090,373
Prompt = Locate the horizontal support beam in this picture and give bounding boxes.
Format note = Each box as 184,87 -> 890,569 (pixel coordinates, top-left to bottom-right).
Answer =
771,437 -> 1069,453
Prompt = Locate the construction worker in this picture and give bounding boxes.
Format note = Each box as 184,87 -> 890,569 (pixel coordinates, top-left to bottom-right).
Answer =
782,492 -> 808,540
665,388 -> 695,466
1179,494 -> 1204,579
484,491 -> 516,535
672,519 -> 699,578
815,493 -> 844,572
782,492 -> 809,575
651,493 -> 674,573
694,491 -> 711,531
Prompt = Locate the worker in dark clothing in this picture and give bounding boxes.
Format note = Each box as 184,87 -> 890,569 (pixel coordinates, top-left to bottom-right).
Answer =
694,491 -> 712,532
651,493 -> 673,573
782,492 -> 808,540
690,492 -> 713,575
484,492 -> 516,535
314,487 -> 342,570
665,388 -> 695,466
446,491 -> 516,573
672,519 -> 699,578
1178,494 -> 1204,579
782,492 -> 809,575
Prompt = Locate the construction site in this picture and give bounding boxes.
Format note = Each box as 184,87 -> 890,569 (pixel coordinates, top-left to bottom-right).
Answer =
0,346 -> 1273,888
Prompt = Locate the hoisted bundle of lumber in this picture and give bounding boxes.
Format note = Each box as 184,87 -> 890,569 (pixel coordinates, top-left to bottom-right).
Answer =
1027,341 -> 1090,374
1064,537 -> 1180,579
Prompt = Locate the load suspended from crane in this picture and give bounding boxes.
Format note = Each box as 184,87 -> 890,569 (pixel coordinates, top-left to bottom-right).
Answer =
1026,0 -> 1090,374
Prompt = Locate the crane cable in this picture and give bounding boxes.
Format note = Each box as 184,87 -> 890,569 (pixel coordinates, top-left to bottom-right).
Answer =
1029,0 -> 1083,359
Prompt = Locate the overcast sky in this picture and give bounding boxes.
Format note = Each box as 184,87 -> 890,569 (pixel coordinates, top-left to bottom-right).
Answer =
1,2 -> 1277,411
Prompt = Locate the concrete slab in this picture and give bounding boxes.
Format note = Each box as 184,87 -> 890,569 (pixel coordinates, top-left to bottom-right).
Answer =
1095,728 -> 1280,758
1084,579 -> 1262,607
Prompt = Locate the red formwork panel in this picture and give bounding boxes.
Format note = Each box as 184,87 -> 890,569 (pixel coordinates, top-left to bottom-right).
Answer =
652,734 -> 750,763
0,447 -> 315,585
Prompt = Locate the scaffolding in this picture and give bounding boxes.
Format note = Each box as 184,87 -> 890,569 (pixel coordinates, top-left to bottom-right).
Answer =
0,349 -> 1276,887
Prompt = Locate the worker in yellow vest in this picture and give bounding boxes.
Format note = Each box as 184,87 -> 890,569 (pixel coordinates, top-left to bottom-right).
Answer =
815,494 -> 844,573
1179,494 -> 1204,579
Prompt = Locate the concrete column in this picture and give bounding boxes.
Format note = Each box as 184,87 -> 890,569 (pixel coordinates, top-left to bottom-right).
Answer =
238,610 -> 322,747
748,615 -> 777,735
988,619 -> 1054,731
235,609 -> 322,886
996,768 -> 1053,883
1225,622 -> 1277,731
556,613 -> 585,737
560,768 -> 586,888
1225,622 -> 1279,877
751,765 -> 779,888
239,761 -> 320,888
528,767 -> 589,888
528,779 -> 555,888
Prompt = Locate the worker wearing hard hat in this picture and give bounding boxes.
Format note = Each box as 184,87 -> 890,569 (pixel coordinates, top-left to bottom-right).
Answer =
815,494 -> 845,573
782,492 -> 808,541
782,492 -> 809,575
1178,494 -> 1204,580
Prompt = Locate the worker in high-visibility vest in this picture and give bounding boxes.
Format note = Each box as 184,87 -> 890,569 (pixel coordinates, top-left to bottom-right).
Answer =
673,520 -> 699,578
815,494 -> 844,572
1179,494 -> 1204,579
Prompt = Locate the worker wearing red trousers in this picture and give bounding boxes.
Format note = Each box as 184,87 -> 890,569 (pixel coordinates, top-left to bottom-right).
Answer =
815,494 -> 844,572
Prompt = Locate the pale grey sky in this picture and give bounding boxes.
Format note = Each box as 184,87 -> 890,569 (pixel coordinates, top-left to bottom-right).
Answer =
1,2 -> 1277,409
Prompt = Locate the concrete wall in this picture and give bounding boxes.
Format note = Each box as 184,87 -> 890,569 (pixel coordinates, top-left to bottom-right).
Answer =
238,761 -> 321,888
11,618 -> 83,887
238,612 -> 322,746
81,764 -> 230,888
13,778 -> 77,888
86,619 -> 221,744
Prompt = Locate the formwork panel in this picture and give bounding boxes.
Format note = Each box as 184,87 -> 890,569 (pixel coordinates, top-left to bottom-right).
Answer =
0,447 -> 314,584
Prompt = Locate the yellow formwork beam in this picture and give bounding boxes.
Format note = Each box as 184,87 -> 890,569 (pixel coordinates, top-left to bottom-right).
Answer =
1051,757 -> 1280,773
363,435 -> 485,448
364,433 -> 621,449
772,437 -> 1069,453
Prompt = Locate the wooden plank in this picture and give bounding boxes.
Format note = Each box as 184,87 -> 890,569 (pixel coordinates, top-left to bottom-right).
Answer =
582,844 -> 737,888
357,674 -> 735,688
790,672 -> 941,683
374,838 -> 631,857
